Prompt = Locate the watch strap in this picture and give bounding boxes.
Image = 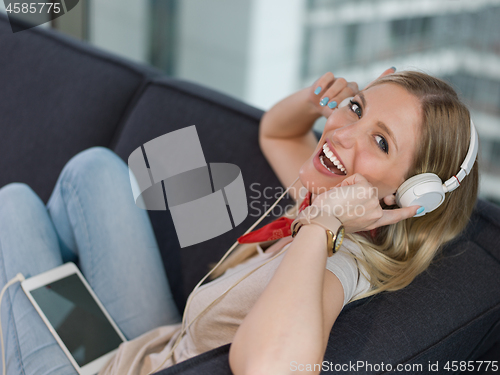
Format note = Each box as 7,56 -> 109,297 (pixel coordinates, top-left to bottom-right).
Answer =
291,206 -> 344,257
291,206 -> 343,234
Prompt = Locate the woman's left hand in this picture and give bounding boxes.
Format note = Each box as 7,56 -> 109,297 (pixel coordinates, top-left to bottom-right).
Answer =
310,72 -> 359,119
312,67 -> 396,119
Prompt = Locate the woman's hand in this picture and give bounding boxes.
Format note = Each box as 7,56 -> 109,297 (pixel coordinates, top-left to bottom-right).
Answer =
311,173 -> 420,233
308,72 -> 359,119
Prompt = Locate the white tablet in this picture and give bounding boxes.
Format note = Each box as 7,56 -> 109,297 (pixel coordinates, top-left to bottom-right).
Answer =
21,262 -> 127,375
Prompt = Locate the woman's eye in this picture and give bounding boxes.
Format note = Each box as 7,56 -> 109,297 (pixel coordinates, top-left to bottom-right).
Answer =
349,100 -> 362,118
375,135 -> 389,154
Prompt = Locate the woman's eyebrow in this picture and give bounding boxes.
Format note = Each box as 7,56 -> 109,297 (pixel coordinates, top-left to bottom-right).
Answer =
358,91 -> 367,108
358,91 -> 399,152
376,121 -> 399,152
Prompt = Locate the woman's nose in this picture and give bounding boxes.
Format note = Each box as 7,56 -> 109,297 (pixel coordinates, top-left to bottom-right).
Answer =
331,122 -> 361,149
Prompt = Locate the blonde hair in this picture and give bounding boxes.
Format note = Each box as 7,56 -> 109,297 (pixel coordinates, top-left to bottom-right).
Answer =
209,71 -> 479,301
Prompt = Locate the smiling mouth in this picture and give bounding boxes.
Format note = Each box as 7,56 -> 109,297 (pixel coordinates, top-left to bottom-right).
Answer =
319,143 -> 347,175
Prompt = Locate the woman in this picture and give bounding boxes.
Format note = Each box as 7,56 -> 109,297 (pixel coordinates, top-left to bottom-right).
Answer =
0,68 -> 478,375
226,68 -> 477,374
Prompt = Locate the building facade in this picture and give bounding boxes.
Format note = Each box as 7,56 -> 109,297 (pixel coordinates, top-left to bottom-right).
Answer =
2,0 -> 499,203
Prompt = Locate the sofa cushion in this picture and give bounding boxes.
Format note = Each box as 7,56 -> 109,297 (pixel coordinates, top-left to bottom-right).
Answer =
0,13 -> 162,202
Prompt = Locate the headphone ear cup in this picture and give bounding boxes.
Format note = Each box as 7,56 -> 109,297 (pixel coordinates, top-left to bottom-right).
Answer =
395,173 -> 445,217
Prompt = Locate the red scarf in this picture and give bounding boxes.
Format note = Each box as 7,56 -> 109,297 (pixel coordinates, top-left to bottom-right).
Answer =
237,192 -> 311,243
237,192 -> 377,243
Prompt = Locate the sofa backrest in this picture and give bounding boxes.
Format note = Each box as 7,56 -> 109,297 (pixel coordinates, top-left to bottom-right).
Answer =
0,13 -> 163,202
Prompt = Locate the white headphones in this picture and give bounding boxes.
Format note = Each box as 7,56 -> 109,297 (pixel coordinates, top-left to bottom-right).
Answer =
338,97 -> 478,217
396,118 -> 478,216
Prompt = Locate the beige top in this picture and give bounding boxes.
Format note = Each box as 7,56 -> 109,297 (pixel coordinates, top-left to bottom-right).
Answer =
98,237 -> 370,375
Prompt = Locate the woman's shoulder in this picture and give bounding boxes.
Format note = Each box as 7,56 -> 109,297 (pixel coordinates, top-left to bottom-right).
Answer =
325,237 -> 371,306
338,237 -> 364,257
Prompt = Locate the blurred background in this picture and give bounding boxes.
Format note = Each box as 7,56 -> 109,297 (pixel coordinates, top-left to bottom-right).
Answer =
1,0 -> 500,204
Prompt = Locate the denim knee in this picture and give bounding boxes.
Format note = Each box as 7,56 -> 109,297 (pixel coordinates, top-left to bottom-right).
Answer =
60,147 -> 126,184
0,182 -> 39,211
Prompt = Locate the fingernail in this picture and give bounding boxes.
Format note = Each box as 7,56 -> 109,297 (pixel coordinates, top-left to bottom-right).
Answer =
416,206 -> 425,215
390,66 -> 397,72
327,100 -> 337,109
314,86 -> 322,95
320,97 -> 329,106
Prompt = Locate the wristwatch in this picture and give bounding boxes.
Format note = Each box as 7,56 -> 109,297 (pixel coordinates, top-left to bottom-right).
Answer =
291,206 -> 345,257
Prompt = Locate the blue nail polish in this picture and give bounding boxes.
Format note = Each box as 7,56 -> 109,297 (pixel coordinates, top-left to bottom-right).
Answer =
314,86 -> 322,95
320,97 -> 329,106
328,101 -> 337,109
416,207 -> 425,215
390,66 -> 397,72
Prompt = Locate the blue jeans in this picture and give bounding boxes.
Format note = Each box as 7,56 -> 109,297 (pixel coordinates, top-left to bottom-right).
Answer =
0,147 -> 181,374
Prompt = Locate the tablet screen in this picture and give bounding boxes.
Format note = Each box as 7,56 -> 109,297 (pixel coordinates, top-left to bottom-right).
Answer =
30,273 -> 124,367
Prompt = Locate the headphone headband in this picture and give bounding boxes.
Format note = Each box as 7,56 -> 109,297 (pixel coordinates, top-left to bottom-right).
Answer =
443,119 -> 478,193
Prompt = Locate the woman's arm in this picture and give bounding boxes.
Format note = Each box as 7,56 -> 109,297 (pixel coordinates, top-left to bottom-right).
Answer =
259,88 -> 319,202
259,73 -> 359,201
228,224 -> 344,375
228,172 -> 420,375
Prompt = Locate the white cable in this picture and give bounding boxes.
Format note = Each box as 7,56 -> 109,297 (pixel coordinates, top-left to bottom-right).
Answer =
148,176 -> 301,374
0,272 -> 25,375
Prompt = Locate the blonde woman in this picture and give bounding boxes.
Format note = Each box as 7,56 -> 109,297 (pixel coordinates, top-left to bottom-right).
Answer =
0,68 -> 478,375
227,68 -> 478,373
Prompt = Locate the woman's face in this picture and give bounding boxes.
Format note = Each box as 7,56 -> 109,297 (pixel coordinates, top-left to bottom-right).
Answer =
299,83 -> 422,200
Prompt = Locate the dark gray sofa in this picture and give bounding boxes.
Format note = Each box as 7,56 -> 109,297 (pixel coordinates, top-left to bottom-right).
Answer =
0,13 -> 499,375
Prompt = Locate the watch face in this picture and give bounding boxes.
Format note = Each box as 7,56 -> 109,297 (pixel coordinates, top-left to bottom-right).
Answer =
334,227 -> 345,251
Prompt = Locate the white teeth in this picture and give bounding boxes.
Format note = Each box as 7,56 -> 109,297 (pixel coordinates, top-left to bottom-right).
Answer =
322,143 -> 347,174
319,155 -> 332,172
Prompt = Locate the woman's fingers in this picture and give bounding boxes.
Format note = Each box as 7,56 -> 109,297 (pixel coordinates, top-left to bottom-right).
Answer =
318,77 -> 347,108
347,81 -> 359,95
383,194 -> 397,206
310,72 -> 336,116
311,72 -> 360,118
313,172 -> 423,233
313,72 -> 336,95
321,85 -> 359,117
368,205 -> 420,229
340,172 -> 369,187
321,78 -> 358,109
